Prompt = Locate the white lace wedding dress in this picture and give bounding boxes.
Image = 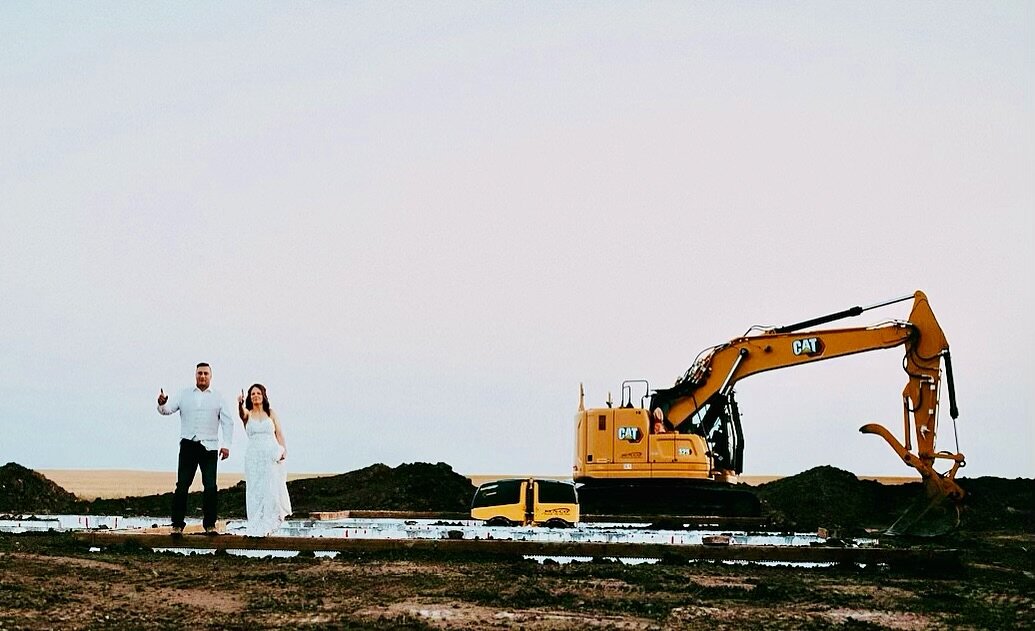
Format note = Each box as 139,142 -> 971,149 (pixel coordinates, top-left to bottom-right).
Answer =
244,415 -> 292,536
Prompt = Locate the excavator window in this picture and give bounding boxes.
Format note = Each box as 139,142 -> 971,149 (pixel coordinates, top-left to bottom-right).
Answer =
682,402 -> 712,436
672,396 -> 733,469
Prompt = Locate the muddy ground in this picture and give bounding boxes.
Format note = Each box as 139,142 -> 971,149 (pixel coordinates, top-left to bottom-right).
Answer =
2,462 -> 1033,629
1,529 -> 1033,630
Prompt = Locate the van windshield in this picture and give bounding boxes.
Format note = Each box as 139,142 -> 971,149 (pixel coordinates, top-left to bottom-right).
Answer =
471,479 -> 522,508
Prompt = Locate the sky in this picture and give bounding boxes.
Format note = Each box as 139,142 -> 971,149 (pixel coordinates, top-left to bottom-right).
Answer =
1,2 -> 1032,480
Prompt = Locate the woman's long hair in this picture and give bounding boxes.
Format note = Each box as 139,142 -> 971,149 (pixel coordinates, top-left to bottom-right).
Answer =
245,383 -> 271,415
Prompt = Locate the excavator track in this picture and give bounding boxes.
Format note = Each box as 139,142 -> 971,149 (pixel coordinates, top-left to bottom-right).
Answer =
576,479 -> 762,519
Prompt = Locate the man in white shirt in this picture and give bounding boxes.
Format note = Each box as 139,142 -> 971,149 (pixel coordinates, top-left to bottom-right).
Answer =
157,362 -> 234,536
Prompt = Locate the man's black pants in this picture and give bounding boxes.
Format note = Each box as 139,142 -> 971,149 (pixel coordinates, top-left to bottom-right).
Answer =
172,439 -> 218,529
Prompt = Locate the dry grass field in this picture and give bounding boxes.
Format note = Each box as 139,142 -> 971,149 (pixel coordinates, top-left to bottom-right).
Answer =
36,470 -> 328,501
40,470 -> 918,501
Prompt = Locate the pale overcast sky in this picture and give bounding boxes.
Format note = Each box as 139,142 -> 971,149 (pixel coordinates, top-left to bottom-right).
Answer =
2,3 -> 1032,479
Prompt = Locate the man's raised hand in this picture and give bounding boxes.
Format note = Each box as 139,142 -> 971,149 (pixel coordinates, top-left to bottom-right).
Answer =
157,388 -> 168,406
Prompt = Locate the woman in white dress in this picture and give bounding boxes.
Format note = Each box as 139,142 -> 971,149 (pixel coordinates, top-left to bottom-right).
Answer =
237,383 -> 292,536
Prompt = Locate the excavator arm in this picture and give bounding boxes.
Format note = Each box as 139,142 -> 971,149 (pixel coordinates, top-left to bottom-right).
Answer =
650,291 -> 965,535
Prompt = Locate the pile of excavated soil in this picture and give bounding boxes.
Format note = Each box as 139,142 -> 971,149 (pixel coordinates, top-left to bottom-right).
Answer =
84,461 -> 476,518
958,476 -> 1035,533
756,466 -> 1035,535
754,465 -> 958,534
0,462 -> 78,514
281,462 -> 476,513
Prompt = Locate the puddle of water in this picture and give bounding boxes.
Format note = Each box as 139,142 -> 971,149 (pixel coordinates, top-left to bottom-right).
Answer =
524,555 -> 660,565
4,514 -> 876,549
146,548 -> 338,558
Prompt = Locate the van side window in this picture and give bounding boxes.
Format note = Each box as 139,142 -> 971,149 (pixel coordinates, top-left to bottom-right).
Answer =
537,481 -> 577,504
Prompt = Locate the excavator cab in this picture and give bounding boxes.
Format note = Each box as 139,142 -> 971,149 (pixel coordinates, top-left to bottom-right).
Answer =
660,391 -> 746,476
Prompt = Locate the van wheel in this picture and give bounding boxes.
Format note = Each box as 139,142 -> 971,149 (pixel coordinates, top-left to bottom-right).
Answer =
544,518 -> 573,529
486,517 -> 515,527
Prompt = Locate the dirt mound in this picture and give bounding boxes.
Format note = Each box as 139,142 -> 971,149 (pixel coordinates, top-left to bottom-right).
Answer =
756,467 -> 1035,535
754,465 -> 924,533
958,477 -> 1035,533
0,462 -> 79,514
284,462 -> 476,514
86,490 -> 177,518
85,461 -> 477,518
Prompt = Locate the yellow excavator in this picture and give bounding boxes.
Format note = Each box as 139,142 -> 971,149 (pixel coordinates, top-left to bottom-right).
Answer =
573,291 -> 966,536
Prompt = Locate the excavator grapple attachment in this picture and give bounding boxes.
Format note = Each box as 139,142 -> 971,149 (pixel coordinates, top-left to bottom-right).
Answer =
885,480 -> 961,537
860,422 -> 966,537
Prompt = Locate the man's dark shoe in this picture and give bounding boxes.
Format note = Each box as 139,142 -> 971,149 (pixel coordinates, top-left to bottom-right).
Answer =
202,527 -> 220,536
170,526 -> 184,538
